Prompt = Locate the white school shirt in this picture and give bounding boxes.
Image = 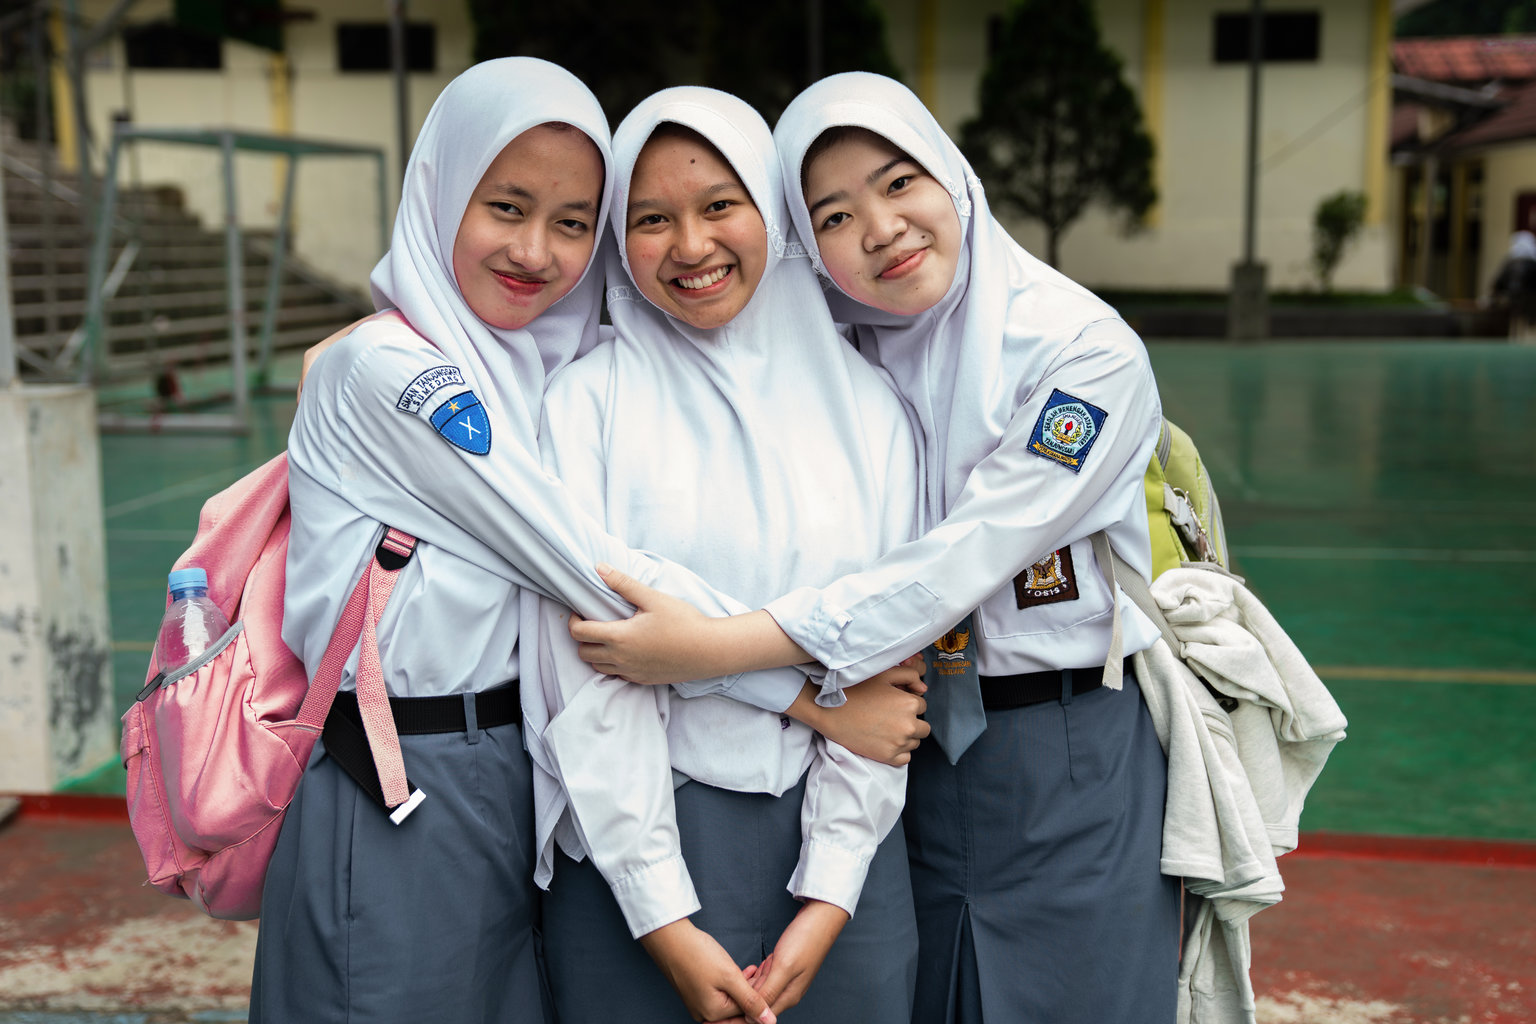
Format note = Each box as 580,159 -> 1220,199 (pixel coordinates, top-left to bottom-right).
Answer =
530,339 -> 914,938
525,85 -> 920,937
766,72 -> 1163,687
761,316 -> 1163,684
282,56 -> 805,707
284,318 -> 803,708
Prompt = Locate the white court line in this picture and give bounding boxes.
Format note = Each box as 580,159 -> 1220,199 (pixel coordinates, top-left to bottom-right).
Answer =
1315,665 -> 1536,686
1234,545 -> 1536,563
103,464 -> 259,520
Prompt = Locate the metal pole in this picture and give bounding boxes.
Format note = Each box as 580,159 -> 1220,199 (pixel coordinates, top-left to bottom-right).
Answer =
1226,0 -> 1268,340
63,0 -> 93,225
1242,0 -> 1262,264
377,150 -> 389,258
80,127 -> 121,384
0,128 -> 15,388
256,153 -> 298,388
389,0 -> 408,183
220,131 -> 249,428
31,6 -> 59,355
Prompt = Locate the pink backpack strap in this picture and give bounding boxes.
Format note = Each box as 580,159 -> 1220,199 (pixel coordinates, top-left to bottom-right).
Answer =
295,526 -> 419,811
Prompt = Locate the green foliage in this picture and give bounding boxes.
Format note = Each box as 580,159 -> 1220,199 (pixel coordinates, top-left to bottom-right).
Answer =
1311,190 -> 1368,292
468,0 -> 901,128
958,0 -> 1155,268
1396,0 -> 1536,36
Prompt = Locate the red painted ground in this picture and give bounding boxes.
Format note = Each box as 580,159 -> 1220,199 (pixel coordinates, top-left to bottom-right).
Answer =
0,796 -> 255,1015
1252,853 -> 1536,1023
2,796 -> 1533,1021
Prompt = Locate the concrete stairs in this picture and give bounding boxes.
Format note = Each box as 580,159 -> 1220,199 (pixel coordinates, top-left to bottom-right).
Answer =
3,130 -> 373,389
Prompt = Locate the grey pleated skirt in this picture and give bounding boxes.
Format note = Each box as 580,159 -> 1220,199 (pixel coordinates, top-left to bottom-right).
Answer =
542,774 -> 919,1023
904,667 -> 1181,1024
249,718 -> 545,1024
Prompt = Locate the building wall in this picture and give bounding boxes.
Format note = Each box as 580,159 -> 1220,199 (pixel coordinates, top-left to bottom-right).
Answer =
73,0 -> 475,291
875,0 -> 1393,292
61,0 -> 1393,295
1474,143 -> 1536,296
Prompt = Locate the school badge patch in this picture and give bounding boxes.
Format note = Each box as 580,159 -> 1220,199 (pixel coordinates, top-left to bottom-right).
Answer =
1028,389 -> 1107,474
1013,547 -> 1080,609
429,391 -> 492,455
926,613 -> 976,682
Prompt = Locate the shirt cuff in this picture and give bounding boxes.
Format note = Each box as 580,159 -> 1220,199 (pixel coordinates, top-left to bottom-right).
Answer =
672,665 -> 803,712
785,838 -> 875,917
609,853 -> 701,939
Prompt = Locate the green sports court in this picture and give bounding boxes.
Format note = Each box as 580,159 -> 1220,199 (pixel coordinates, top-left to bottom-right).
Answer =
3,336 -> 1527,1024
82,338 -> 1536,845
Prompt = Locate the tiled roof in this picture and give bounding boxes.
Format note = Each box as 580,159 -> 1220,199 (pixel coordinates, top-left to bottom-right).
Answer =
1393,36 -> 1536,83
1445,80 -> 1536,149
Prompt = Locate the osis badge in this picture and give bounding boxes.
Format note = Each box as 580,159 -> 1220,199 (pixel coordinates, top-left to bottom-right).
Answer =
1028,388 -> 1107,474
1013,547 -> 1080,609
430,391 -> 492,455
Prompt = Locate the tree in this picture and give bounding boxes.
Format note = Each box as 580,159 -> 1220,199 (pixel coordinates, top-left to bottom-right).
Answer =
959,0 -> 1155,268
1397,0 -> 1536,36
1311,190 -> 1367,292
468,0 -> 901,129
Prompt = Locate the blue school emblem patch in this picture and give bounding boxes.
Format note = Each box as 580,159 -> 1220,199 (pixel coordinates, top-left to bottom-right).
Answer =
1028,389 -> 1106,474
430,391 -> 491,455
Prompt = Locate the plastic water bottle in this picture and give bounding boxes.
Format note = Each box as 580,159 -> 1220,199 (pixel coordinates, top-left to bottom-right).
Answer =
153,568 -> 231,674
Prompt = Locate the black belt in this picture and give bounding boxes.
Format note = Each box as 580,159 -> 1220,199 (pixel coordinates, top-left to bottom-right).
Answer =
330,686 -> 521,735
322,687 -> 521,814
978,667 -> 1104,710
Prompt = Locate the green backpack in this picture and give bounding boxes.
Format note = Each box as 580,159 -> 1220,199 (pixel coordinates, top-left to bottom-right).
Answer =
1144,418 -> 1229,575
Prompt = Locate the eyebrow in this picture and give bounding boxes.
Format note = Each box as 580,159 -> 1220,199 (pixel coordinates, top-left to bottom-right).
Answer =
488,183 -> 595,215
807,157 -> 908,216
626,179 -> 743,215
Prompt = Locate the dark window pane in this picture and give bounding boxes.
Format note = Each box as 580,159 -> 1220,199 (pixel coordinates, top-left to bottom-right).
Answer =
1213,11 -> 1320,63
124,21 -> 223,69
336,23 -> 435,72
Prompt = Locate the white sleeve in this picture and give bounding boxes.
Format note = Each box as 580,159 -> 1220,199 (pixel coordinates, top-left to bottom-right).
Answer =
536,597 -> 701,938
763,320 -> 1160,686
788,741 -> 906,915
293,325 -> 804,710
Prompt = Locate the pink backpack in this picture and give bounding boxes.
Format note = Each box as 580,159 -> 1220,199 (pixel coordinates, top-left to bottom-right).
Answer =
121,452 -> 417,920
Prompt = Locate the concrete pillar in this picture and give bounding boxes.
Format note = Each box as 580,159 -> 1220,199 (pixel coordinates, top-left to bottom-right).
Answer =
1228,261 -> 1269,340
0,384 -> 115,792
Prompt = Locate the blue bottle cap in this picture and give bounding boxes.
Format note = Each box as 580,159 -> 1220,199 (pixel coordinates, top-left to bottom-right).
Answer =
167,567 -> 209,592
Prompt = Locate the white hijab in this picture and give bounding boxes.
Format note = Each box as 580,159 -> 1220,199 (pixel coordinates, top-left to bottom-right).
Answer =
598,86 -> 919,605
370,56 -> 615,452
774,72 -> 1119,522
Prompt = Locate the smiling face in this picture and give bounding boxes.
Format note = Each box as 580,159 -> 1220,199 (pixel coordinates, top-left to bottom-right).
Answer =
802,127 -> 962,316
624,126 -> 768,330
452,123 -> 604,330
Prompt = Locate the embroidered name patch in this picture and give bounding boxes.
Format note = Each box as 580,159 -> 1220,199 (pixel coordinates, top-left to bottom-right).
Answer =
928,616 -> 975,680
430,391 -> 492,455
397,365 -> 466,413
1027,389 -> 1107,473
1014,547 -> 1080,609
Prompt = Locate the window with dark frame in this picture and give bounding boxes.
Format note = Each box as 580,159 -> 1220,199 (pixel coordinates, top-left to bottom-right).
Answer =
1213,11 -> 1321,63
336,22 -> 435,72
123,21 -> 223,70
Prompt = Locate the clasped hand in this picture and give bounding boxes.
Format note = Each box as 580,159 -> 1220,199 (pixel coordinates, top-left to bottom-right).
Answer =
642,900 -> 849,1023
571,565 -> 931,766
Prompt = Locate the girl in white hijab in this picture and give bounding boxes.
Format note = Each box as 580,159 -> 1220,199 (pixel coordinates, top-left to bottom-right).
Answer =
256,59 -> 835,1024
572,72 -> 1181,1024
529,86 -> 923,1024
